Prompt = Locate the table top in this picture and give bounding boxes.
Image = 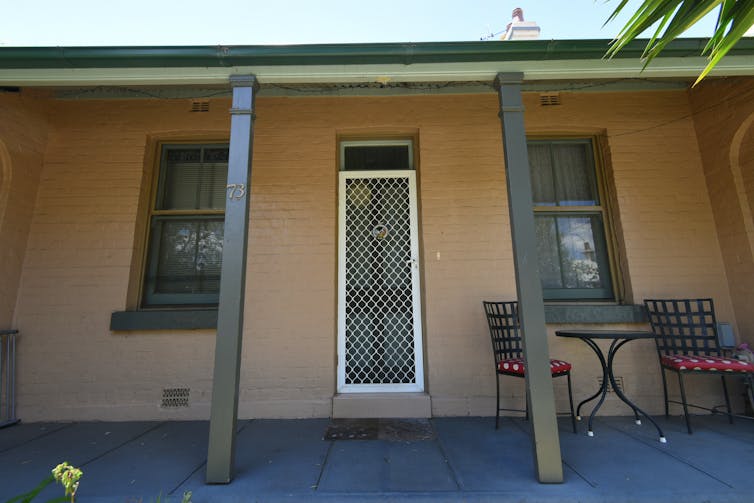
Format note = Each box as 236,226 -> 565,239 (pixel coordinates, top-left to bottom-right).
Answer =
555,329 -> 654,340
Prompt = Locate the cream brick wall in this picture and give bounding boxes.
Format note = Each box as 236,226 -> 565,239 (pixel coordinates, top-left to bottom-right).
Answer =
541,90 -> 733,414
690,77 -> 754,344
423,90 -> 733,416
11,90 -> 735,421
14,99 -> 231,420
0,92 -> 48,328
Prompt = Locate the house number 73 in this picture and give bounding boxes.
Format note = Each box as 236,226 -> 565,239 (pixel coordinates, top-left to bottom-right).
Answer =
226,184 -> 247,201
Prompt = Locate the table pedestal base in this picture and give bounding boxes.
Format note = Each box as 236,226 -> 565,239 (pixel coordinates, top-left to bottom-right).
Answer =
559,332 -> 667,444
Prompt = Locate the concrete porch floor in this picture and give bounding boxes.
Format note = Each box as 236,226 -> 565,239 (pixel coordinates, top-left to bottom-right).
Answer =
1,414 -> 753,503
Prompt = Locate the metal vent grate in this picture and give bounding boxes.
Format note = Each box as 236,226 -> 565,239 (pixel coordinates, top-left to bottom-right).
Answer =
344,176 -> 416,385
597,376 -> 624,393
190,100 -> 210,112
161,387 -> 190,408
539,93 -> 561,106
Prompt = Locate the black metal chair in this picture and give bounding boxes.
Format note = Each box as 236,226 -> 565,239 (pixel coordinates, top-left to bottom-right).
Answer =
482,301 -> 576,432
644,298 -> 754,433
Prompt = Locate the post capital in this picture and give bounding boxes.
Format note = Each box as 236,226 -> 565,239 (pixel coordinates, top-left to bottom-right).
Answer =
230,74 -> 259,90
494,72 -> 524,87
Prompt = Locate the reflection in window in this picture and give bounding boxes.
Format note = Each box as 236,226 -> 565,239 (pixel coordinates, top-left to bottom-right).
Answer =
143,144 -> 228,306
528,140 -> 614,300
153,218 -> 224,295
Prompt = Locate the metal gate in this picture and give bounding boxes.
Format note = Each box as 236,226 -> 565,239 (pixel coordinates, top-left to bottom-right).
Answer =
0,330 -> 18,427
337,171 -> 423,392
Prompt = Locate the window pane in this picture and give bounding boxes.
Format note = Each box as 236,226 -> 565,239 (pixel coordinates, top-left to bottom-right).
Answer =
344,145 -> 410,171
158,147 -> 228,210
529,142 -> 598,207
528,143 -> 556,206
151,218 -> 224,295
535,216 -> 562,288
553,143 -> 598,206
535,214 -> 609,291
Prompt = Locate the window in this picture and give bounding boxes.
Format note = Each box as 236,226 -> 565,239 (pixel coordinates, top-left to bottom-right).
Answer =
142,144 -> 228,307
528,139 -> 614,300
340,140 -> 413,171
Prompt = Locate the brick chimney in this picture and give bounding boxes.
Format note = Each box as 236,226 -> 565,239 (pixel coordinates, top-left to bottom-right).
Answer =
502,7 -> 540,40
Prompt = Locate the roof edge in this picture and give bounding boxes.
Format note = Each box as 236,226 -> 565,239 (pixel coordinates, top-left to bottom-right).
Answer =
1,38 -> 752,70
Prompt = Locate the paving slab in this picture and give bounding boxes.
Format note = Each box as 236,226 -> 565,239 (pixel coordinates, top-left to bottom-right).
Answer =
559,416 -> 736,502
0,421 -> 160,502
180,419 -> 331,499
433,416 -> 593,501
0,422 -> 71,453
318,439 -> 457,493
604,414 -> 754,490
78,421 -> 208,500
1,416 -> 752,503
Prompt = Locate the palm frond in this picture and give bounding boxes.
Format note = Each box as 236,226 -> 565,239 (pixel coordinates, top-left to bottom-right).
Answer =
604,0 -> 754,84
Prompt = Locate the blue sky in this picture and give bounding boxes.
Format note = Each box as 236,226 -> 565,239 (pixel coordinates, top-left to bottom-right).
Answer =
0,0 -> 718,46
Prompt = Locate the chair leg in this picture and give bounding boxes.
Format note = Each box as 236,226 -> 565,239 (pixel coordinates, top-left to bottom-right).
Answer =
721,375 -> 733,425
566,372 -> 577,434
495,373 -> 500,430
660,367 -> 670,418
677,372 -> 692,434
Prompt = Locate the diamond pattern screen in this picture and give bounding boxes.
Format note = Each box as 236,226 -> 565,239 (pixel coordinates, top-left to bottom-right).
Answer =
344,176 -> 416,385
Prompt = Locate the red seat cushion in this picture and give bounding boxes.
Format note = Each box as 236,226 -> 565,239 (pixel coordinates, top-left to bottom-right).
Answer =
498,358 -> 572,376
661,354 -> 754,373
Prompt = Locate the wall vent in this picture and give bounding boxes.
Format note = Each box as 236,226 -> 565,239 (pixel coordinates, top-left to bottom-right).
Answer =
161,387 -> 190,408
597,376 -> 624,393
190,100 -> 210,112
539,93 -> 561,106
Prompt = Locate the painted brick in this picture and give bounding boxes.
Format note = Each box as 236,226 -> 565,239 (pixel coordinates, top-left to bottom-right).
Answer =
3,89 -> 741,421
690,78 -> 754,344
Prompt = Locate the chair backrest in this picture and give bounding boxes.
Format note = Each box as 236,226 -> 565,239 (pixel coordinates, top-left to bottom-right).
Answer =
644,298 -> 722,357
482,301 -> 522,366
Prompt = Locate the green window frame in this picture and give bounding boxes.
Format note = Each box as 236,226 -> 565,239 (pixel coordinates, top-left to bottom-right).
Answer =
528,138 -> 615,301
141,144 -> 229,307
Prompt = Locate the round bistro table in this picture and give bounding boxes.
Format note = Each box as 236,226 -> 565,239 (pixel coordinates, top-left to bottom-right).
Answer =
556,329 -> 667,443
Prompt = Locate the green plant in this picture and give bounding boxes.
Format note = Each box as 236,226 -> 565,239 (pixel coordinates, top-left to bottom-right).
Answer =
50,463 -> 82,503
605,0 -> 754,84
4,462 -> 82,503
4,462 -> 193,503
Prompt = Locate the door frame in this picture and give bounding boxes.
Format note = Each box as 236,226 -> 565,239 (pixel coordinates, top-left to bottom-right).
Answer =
337,168 -> 424,393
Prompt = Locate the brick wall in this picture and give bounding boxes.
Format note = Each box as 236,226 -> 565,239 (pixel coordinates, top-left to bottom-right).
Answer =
0,91 -> 49,328
690,77 -> 754,344
10,89 -> 734,420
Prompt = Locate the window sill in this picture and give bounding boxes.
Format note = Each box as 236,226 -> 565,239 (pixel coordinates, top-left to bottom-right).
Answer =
110,309 -> 218,331
544,304 -> 646,324
110,305 -> 644,331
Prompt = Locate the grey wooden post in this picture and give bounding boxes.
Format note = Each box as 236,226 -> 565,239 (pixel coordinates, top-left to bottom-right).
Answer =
206,74 -> 259,484
495,72 -> 563,483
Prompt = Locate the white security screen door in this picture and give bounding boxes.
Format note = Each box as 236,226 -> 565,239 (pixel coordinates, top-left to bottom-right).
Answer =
338,141 -> 424,393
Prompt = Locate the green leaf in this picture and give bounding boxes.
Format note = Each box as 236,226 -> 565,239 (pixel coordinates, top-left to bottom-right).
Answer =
604,0 -> 754,84
3,476 -> 55,503
696,0 -> 754,83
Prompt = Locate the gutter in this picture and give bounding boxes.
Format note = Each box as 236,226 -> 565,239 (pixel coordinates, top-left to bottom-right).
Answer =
1,39 -> 753,86
0,38 -> 745,69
